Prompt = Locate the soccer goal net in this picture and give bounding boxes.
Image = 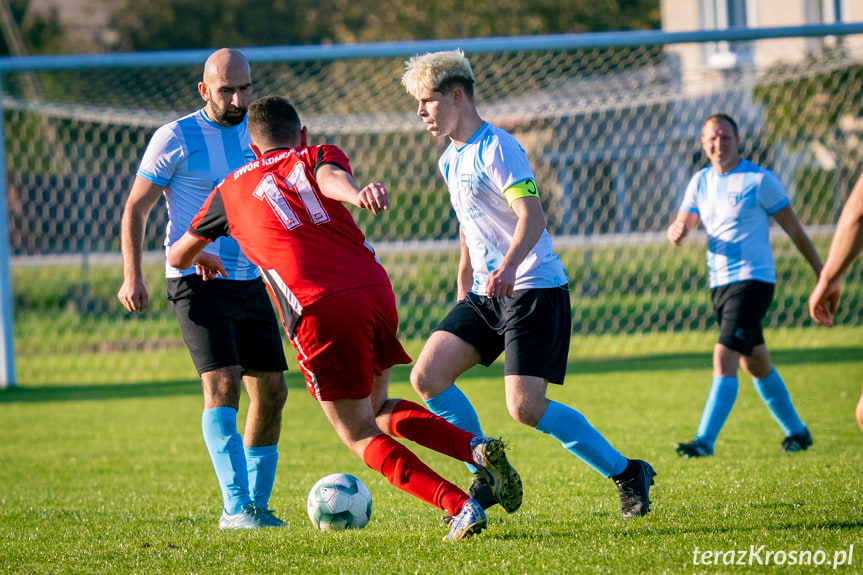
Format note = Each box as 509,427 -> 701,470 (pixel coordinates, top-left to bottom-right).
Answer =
3,26 -> 863,384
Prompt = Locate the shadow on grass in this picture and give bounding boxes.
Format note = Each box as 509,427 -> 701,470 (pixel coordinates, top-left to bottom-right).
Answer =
2,347 -> 860,404
453,346 -> 863,381
0,372 -> 309,404
491,516 -> 863,542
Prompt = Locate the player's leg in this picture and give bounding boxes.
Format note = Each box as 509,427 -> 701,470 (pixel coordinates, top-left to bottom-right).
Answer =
373,372 -> 475,465
410,303 -> 489,445
507,374 -> 655,519
732,281 -> 811,452
678,283 -> 746,457
241,370 -> 287,524
376,390 -> 523,515
500,286 -> 624,475
372,287 -> 518,514
742,344 -> 811,451
199,366 -> 259,528
319,395 -> 486,540
684,343 -> 740,455
410,297 -> 506,507
169,279 -> 260,528
509,374 -> 627,476
234,280 -> 290,518
373,370 -> 511,522
303,287 -> 486,540
505,286 -> 654,518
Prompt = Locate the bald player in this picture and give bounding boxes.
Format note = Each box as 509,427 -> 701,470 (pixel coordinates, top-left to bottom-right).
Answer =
118,48 -> 289,530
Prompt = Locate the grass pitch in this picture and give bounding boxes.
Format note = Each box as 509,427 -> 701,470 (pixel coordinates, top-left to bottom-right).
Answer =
1,327 -> 861,574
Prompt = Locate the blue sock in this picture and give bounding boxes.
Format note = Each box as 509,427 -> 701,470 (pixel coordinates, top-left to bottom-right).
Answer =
245,444 -> 279,510
424,385 -> 484,474
535,400 -> 628,478
695,376 -> 739,449
753,368 -> 806,436
201,407 -> 251,514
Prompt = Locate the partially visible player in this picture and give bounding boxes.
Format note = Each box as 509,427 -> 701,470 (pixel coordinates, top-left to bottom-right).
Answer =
401,49 -> 655,521
117,48 -> 288,529
809,170 -> 863,432
167,95 -> 523,541
668,113 -> 822,456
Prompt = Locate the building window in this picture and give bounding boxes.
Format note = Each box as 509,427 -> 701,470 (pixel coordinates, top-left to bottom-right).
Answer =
700,0 -> 755,68
812,0 -> 843,23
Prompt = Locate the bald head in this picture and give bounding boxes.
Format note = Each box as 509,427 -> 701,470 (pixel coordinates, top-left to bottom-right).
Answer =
199,48 -> 252,127
203,48 -> 250,85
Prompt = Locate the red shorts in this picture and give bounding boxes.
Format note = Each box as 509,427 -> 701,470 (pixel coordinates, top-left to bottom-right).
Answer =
290,284 -> 412,401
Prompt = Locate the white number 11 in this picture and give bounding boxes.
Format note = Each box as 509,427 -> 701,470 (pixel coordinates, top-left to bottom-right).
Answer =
252,162 -> 330,229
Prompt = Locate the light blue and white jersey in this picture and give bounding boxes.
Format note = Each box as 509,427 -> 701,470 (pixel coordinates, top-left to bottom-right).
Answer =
439,122 -> 568,294
680,158 -> 790,288
137,108 -> 259,280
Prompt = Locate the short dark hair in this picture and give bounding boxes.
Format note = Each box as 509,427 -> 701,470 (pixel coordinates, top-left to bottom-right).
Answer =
703,112 -> 739,138
247,96 -> 302,145
436,75 -> 475,100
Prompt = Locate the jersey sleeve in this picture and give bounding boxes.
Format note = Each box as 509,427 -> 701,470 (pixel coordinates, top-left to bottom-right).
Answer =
188,188 -> 230,241
313,144 -> 353,177
679,171 -> 703,215
759,169 -> 791,214
136,124 -> 183,187
486,138 -> 535,205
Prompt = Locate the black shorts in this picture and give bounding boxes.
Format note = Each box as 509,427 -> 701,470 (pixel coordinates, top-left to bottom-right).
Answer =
168,275 -> 289,375
432,285 -> 571,385
711,280 -> 775,355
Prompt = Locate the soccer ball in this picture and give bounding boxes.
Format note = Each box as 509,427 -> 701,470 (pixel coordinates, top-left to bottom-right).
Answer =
306,473 -> 372,531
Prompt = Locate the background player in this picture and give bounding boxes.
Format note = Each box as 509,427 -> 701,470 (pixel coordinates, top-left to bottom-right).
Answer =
117,49 -> 288,529
167,95 -> 522,541
668,112 -> 822,457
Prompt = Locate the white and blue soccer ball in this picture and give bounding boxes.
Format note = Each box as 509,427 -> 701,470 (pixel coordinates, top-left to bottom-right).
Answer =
306,472 -> 372,531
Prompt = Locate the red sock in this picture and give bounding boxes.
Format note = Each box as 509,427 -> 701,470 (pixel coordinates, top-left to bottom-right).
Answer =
363,434 -> 468,516
388,399 -> 475,463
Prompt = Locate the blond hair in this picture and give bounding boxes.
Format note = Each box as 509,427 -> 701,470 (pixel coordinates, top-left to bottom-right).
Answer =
401,49 -> 475,99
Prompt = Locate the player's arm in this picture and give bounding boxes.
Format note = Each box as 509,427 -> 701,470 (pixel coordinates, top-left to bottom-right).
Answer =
117,177 -> 164,312
168,189 -> 230,280
486,194 -> 546,298
316,163 -> 389,215
667,211 -> 699,246
809,173 -> 863,326
167,232 -> 226,281
821,173 -> 863,283
456,229 -> 473,301
772,205 -> 823,278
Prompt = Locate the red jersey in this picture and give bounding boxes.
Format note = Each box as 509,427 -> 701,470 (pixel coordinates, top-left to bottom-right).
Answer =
188,145 -> 392,317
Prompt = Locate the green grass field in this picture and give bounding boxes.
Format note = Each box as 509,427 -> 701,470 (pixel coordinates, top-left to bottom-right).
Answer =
1,328 -> 862,574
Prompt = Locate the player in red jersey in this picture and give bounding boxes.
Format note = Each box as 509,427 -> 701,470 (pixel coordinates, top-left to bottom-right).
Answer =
167,95 -> 522,541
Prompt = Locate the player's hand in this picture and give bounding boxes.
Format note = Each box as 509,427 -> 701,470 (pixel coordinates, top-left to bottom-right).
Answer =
808,277 -> 841,327
117,278 -> 149,312
486,265 -> 516,298
357,183 -> 390,215
193,252 -> 226,281
667,221 -> 689,245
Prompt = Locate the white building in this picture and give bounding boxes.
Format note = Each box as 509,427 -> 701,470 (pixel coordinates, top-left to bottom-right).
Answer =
662,0 -> 863,86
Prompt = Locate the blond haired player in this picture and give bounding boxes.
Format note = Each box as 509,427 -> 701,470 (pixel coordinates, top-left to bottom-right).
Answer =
402,49 -> 655,520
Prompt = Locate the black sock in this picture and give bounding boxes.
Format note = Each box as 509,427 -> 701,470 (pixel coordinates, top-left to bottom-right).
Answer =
612,459 -> 637,482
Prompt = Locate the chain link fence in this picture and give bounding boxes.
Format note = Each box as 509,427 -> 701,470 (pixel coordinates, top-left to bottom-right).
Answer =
4,28 -> 863,383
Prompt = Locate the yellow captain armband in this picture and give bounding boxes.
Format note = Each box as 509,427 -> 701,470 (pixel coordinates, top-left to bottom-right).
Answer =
503,179 -> 540,205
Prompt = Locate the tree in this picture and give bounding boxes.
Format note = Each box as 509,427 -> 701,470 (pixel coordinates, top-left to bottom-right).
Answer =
754,51 -> 863,224
107,0 -> 660,52
0,0 -> 66,56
